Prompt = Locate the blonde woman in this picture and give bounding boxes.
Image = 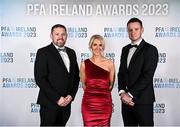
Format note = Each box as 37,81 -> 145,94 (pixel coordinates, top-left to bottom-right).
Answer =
80,34 -> 115,126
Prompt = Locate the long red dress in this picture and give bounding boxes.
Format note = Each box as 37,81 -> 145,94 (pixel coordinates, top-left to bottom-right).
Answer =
82,59 -> 112,126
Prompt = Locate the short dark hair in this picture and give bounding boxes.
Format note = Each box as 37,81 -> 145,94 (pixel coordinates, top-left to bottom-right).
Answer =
51,24 -> 67,34
127,17 -> 143,27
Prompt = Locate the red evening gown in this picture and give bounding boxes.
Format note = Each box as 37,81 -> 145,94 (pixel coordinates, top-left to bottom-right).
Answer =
82,59 -> 112,126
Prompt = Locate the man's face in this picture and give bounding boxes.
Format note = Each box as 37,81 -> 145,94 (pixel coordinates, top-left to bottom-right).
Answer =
127,22 -> 144,42
50,27 -> 67,47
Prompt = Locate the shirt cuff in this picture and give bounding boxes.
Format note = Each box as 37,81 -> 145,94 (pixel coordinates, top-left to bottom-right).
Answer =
128,92 -> 133,98
118,90 -> 125,96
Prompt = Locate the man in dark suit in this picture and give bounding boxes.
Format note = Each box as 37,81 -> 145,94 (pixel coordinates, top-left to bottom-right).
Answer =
34,24 -> 80,126
118,17 -> 158,126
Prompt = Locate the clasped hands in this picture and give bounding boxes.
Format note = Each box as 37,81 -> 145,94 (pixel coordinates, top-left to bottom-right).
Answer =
120,93 -> 135,106
57,95 -> 72,107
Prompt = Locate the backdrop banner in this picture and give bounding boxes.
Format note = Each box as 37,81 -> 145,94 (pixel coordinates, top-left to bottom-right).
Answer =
0,0 -> 180,126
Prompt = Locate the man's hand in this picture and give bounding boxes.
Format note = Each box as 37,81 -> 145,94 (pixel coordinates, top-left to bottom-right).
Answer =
120,93 -> 135,106
65,95 -> 72,105
57,96 -> 66,107
57,95 -> 72,107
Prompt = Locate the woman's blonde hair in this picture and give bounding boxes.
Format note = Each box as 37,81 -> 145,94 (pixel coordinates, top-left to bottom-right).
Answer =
88,34 -> 105,50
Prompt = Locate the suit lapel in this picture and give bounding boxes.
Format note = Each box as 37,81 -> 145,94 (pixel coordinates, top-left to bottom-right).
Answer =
65,47 -> 73,73
49,43 -> 68,72
124,47 -> 130,69
128,40 -> 145,69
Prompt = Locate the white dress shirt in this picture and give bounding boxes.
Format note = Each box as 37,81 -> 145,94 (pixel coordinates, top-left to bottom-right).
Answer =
119,38 -> 142,97
127,38 -> 142,68
54,44 -> 70,72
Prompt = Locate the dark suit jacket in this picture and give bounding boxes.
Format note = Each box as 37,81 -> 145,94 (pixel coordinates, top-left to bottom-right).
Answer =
34,43 -> 80,108
118,39 -> 158,104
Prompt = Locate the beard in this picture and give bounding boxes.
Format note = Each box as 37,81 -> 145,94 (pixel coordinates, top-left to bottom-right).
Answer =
53,40 -> 65,47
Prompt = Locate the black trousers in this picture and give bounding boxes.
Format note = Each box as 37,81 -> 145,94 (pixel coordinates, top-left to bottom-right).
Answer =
122,103 -> 154,126
40,104 -> 71,126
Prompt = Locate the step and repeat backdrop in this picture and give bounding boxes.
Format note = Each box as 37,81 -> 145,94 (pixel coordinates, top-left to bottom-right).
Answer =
0,0 -> 180,126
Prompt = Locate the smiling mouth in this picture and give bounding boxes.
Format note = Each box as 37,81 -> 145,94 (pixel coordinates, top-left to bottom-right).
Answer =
57,38 -> 64,41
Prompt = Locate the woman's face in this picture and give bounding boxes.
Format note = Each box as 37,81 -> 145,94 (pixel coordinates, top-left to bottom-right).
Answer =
91,39 -> 104,56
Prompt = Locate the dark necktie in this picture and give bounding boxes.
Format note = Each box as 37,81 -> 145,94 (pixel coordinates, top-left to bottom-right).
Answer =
129,44 -> 138,48
58,48 -> 66,52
